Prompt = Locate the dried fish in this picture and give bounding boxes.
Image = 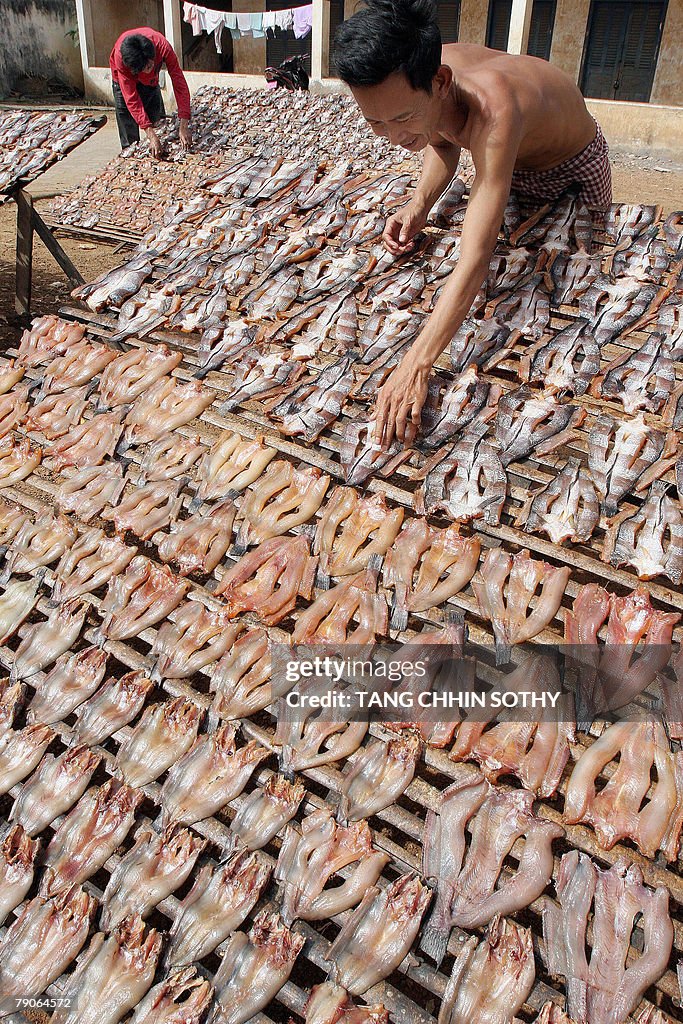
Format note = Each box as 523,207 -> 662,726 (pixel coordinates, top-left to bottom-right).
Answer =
1,510 -> 75,582
597,331 -> 674,414
472,548 -> 570,663
450,318 -> 515,373
495,386 -> 585,466
44,780 -> 143,895
0,723 -> 53,796
123,377 -> 214,449
0,360 -> 25,396
273,355 -> 356,442
420,367 -> 500,450
542,852 -> 672,1024
210,627 -> 283,719
103,479 -> 184,540
51,529 -> 136,604
196,318 -> 257,378
0,386 -> 28,438
339,732 -> 421,823
167,850 -> 272,967
56,462 -> 126,522
0,436 -> 42,488
521,319 -> 599,396
98,344 -> 182,408
11,745 -> 101,837
604,202 -> 661,245
25,386 -> 90,440
230,774 -> 305,851
301,246 -> 375,301
0,503 -> 29,548
0,574 -> 43,645
11,599 -> 88,681
99,556 -> 191,641
489,272 -> 550,340
551,248 -> 600,306
115,696 -> 201,788
153,601 -> 241,679
73,671 -> 153,746
0,825 -> 38,926
235,461 -> 330,552
160,724 -> 269,826
157,499 -> 236,576
101,825 -> 205,931
292,566 -> 388,645
580,274 -> 659,345
111,285 -> 183,343
72,254 -> 153,311
193,431 -> 276,504
45,410 -> 123,471
216,535 -> 317,626
28,646 -> 108,725
218,349 -> 305,414
208,911 -> 304,1024
518,458 -> 599,545
487,246 -> 533,295
40,340 -> 116,395
588,412 -> 672,516
602,480 -> 683,582
326,873 -> 431,995
129,967 -> 213,1024
275,674 -> 368,774
314,488 -> 404,583
17,315 -> 86,368
417,421 -> 507,525
340,418 -> 413,487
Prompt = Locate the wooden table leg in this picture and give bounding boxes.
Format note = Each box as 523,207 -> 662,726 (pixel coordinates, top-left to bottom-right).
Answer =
15,188 -> 34,315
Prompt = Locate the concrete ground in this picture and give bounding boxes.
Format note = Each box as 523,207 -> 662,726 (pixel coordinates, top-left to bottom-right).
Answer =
1,105 -> 683,352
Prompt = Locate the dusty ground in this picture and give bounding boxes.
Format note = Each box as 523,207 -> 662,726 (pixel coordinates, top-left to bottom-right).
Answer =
1,108 -> 682,354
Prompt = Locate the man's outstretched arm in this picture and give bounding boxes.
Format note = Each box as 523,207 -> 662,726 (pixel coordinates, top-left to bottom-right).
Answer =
373,110 -> 522,448
384,139 -> 461,256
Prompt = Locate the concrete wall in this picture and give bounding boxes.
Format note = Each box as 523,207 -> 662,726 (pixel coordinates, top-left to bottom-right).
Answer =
232,0 -> 267,76
651,0 -> 683,106
0,0 -> 83,98
91,0 -> 164,67
549,0 -> 591,81
457,0 -> 488,45
587,97 -> 683,158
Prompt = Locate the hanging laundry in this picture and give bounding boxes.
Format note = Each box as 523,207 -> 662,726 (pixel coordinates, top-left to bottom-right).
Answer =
262,11 -> 278,34
182,3 -> 229,52
293,3 -> 313,38
275,8 -> 295,32
250,12 -> 266,37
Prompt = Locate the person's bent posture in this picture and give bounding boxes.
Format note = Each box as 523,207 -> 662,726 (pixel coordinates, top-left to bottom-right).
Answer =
334,0 -> 611,449
110,27 -> 192,158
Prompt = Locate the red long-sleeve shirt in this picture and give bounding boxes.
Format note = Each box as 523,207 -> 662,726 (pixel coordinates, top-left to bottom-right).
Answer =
110,27 -> 191,129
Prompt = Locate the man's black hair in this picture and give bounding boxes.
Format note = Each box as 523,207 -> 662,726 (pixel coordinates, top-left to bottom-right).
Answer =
120,33 -> 155,74
334,0 -> 442,93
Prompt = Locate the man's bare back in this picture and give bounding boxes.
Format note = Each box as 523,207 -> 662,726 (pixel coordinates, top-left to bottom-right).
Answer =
440,44 -> 596,170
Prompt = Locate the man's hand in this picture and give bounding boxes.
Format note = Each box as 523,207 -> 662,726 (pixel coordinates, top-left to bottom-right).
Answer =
179,120 -> 192,151
144,126 -> 163,159
373,349 -> 432,450
383,200 -> 428,256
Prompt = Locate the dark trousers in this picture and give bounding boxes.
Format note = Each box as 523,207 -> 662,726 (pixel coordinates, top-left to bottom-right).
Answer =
112,81 -> 166,149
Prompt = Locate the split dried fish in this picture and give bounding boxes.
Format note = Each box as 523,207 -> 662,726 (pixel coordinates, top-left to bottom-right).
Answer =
160,724 -> 269,826
417,421 -> 507,525
103,479 -> 184,540
157,499 -> 236,576
510,187 -> 592,253
602,480 -> 683,582
24,386 -> 90,439
495,386 -> 585,466
472,548 -> 570,663
11,744 -> 101,837
292,566 -> 388,645
314,488 -> 404,583
604,202 -> 661,245
340,418 -> 412,488
218,349 -> 305,414
115,696 -> 201,788
420,366 -> 500,450
211,627 -> 283,719
304,983 -> 389,1024
588,412 -> 673,516
542,852 -> 672,1024
383,520 -> 480,631
216,535 -> 317,626
153,601 -> 241,679
101,825 -> 205,931
338,732 -> 421,823
122,377 -> 214,449
97,344 -> 182,408
521,319 -> 599,396
193,431 -> 276,504
422,768 -> 562,961
208,911 -> 304,1024
0,574 -> 43,645
487,245 -> 533,295
235,461 -> 330,552
44,780 -> 143,896
326,873 -> 431,995
596,331 -> 674,414
0,436 -> 42,488
40,340 -> 117,395
17,315 -> 85,368
275,675 -> 368,774
580,274 -> 659,345
489,272 -> 550,340
111,285 -> 183,343
56,462 -> 126,522
272,355 -> 355,442
73,671 -> 153,746
0,360 -> 25,395
27,646 -> 108,725
99,556 -> 191,641
0,723 -> 53,796
300,246 -> 375,301
196,318 -> 257,378
450,318 -> 515,373
0,385 -> 28,438
51,529 -> 136,604
230,774 -> 305,851
551,249 -> 600,306
0,503 -> 29,548
72,254 -> 154,311
129,967 -> 213,1024
518,458 -> 599,545
0,825 -> 38,926
167,849 -> 272,967
45,410 -> 123,471
11,599 -> 88,681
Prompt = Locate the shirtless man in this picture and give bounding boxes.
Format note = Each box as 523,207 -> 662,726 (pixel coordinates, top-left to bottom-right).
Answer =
334,0 -> 611,449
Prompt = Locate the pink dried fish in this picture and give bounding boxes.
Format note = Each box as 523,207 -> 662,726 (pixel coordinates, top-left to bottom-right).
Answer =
73,670 -> 153,746
122,377 -> 215,450
99,556 -> 191,641
0,678 -> 22,739
28,645 -> 107,725
0,436 -> 42,488
211,627 -> 286,720
542,852 -> 673,1024
153,601 -> 242,679
44,779 -> 143,895
17,315 -> 86,367
101,825 -> 205,931
115,696 -> 201,788
40,340 -> 117,395
422,768 -> 562,962
51,528 -> 135,604
160,724 -> 269,826
45,410 -> 123,471
438,916 -> 535,1024
0,385 -> 28,438
326,873 -> 431,995
129,967 -> 213,1024
208,911 -> 305,1024
0,503 -> 29,548
230,774 -> 305,851
293,566 -> 388,646
383,519 -> 481,631
277,809 -> 388,924
339,733 -> 421,823
275,676 -> 368,774
0,885 -> 96,1014
0,360 -> 25,396
216,535 -> 317,626
11,744 -> 101,837
52,916 -> 162,1024
0,723 -> 54,795
0,825 -> 38,926
314,488 -> 404,584
157,499 -> 236,576
2,510 -> 76,580
138,432 -> 204,483
0,574 -> 43,645
167,849 -> 272,967
193,431 -> 276,504
417,422 -> 507,525
305,984 -> 389,1024
24,386 -> 90,439
11,599 -> 88,681
103,479 -> 184,540
472,547 -> 570,663
97,344 -> 182,408
234,461 -> 330,552
57,462 -> 126,522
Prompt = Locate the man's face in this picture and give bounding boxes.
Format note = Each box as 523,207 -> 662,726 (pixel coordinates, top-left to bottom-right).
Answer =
351,71 -> 442,152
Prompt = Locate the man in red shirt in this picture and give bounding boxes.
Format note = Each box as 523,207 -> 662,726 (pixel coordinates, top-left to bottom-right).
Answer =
110,27 -> 192,158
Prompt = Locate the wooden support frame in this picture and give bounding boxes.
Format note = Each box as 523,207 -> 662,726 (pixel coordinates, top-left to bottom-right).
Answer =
13,187 -> 85,316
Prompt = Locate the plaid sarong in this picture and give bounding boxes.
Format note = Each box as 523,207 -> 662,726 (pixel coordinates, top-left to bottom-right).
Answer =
511,120 -> 612,212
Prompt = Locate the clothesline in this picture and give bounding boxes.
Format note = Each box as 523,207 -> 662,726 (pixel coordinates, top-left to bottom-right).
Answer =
183,2 -> 313,54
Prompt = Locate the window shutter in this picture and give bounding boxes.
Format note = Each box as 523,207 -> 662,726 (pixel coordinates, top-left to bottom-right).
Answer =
487,0 -> 513,50
527,0 -> 556,60
436,1 -> 461,42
